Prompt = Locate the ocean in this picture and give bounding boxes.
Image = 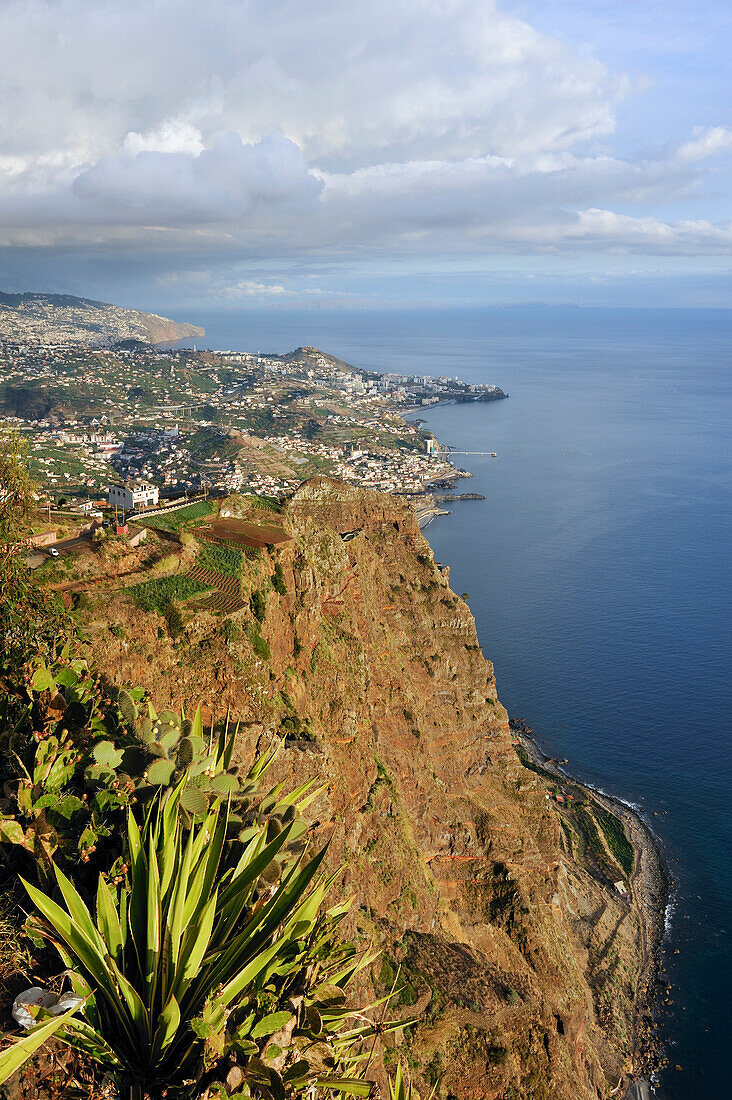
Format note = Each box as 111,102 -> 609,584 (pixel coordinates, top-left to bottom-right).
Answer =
180,305 -> 732,1098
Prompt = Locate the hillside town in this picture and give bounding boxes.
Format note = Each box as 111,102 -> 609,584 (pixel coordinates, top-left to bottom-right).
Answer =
0,338 -> 506,513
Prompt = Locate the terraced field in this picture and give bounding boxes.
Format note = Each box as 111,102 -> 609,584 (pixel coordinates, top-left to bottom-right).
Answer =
197,591 -> 245,613
184,561 -> 244,613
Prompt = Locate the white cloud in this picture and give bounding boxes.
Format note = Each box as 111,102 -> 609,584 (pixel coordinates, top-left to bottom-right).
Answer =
71,133 -> 321,224
122,123 -> 206,157
676,126 -> 732,162
0,0 -> 623,171
0,0 -> 729,271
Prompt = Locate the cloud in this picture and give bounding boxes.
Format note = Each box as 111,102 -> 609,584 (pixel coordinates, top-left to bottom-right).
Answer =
72,132 -> 321,224
0,0 -> 730,285
0,0 -> 625,170
225,281 -> 291,299
0,126 -> 731,258
676,126 -> 732,162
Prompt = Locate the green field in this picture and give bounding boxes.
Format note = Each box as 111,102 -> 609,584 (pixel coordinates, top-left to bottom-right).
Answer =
196,541 -> 243,577
128,574 -> 210,611
592,803 -> 635,877
147,500 -> 214,531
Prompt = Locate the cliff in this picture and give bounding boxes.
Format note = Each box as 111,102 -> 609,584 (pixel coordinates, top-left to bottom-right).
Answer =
77,479 -> 649,1098
0,291 -> 204,347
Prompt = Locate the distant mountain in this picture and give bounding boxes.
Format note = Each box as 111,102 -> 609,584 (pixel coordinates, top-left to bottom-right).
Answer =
0,291 -> 204,347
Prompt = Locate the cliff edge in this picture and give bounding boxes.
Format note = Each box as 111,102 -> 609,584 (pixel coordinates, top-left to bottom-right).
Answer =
77,478 -> 653,1098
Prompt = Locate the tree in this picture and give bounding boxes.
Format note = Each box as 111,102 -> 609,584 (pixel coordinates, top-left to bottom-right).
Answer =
0,431 -> 73,725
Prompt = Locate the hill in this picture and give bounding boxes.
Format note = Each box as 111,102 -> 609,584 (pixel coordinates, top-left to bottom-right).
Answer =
0,290 -> 204,347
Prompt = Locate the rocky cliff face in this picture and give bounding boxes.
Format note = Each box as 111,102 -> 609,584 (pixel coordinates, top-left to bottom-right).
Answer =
82,479 -> 646,1098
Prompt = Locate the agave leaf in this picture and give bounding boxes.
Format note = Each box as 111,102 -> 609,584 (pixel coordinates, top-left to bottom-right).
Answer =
312,1079 -> 373,1097
207,846 -> 328,1007
215,936 -> 288,1009
166,825 -> 195,976
151,994 -> 181,1061
96,875 -> 123,964
53,865 -> 106,955
176,890 -> 217,991
145,840 -> 161,1013
247,743 -> 282,781
20,878 -> 139,1052
0,1005 -> 82,1086
215,825 -> 295,935
55,1014 -> 122,1068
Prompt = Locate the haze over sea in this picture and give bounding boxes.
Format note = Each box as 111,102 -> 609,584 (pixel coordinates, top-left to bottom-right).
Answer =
185,305 -> 731,1098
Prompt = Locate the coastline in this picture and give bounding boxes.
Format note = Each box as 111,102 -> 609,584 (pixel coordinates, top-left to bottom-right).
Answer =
512,722 -> 670,1097
410,403 -> 672,1095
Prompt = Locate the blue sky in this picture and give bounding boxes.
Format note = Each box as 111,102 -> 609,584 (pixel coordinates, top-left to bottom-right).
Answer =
0,0 -> 730,312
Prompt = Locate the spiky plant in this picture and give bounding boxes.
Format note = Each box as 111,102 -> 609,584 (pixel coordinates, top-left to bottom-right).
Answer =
20,775 -> 385,1100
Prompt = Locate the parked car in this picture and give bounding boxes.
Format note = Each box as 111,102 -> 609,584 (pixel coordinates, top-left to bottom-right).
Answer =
48,547 -> 60,557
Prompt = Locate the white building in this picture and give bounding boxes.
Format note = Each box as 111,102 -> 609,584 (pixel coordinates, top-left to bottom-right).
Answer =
108,480 -> 159,511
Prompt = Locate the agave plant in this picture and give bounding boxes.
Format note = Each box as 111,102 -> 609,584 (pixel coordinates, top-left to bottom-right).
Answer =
20,773 -> 386,1100
389,1062 -> 434,1100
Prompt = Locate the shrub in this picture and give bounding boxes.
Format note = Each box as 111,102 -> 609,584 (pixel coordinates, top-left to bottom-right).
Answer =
221,620 -> 242,644
247,625 -> 271,661
162,598 -> 184,639
250,589 -> 267,622
271,561 -> 287,595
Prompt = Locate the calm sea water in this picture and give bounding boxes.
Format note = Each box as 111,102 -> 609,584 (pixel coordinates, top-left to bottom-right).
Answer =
184,306 -> 731,1098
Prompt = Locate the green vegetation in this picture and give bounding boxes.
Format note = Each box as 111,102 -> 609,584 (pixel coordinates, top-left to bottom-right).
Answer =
514,745 -> 559,784
247,624 -> 271,661
250,588 -> 267,622
197,540 -> 243,577
18,762 -> 391,1099
162,598 -> 185,638
593,803 -> 634,877
271,561 -> 288,594
514,744 -> 633,878
570,805 -> 620,883
148,500 -> 214,531
129,574 -> 210,612
249,493 -> 283,514
188,427 -> 240,461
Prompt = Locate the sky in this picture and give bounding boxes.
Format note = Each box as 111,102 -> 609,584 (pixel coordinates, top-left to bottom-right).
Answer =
0,0 -> 731,313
